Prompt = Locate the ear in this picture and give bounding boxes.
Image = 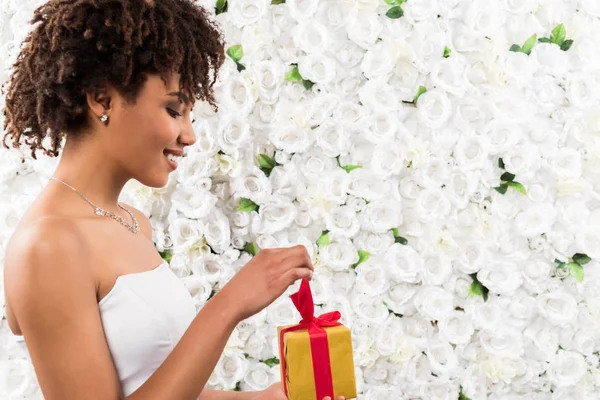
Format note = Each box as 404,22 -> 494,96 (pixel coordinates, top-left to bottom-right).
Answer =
85,86 -> 112,119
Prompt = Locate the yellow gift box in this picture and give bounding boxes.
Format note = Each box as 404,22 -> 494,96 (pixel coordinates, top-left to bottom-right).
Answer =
277,279 -> 357,400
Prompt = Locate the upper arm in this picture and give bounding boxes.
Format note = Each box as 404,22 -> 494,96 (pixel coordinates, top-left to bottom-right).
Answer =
120,203 -> 153,242
4,219 -> 122,400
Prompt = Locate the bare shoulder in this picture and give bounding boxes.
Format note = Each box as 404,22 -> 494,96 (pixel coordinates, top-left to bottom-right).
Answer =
120,202 -> 153,242
4,216 -> 122,398
4,216 -> 91,314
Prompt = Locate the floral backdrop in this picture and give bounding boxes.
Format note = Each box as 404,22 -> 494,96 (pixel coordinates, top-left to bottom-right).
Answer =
2,0 -> 600,399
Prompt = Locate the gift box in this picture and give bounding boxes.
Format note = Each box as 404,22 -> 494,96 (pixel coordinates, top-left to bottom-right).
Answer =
277,279 -> 357,400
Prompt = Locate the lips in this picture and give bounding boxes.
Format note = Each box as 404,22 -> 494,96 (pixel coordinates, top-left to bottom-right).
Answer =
163,149 -> 183,170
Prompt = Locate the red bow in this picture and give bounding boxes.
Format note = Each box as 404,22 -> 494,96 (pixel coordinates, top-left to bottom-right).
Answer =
279,279 -> 341,399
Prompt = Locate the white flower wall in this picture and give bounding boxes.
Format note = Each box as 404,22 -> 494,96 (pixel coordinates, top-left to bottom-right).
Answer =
2,0 -> 600,398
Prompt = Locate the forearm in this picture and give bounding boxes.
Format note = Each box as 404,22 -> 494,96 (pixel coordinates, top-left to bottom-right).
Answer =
127,288 -> 242,400
197,389 -> 257,400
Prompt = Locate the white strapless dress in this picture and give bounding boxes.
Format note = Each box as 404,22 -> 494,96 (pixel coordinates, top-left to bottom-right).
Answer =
13,260 -> 197,398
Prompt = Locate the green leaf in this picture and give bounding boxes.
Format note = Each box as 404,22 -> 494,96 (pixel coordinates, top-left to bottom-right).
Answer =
522,33 -> 537,55
498,158 -> 505,169
316,231 -> 330,247
500,171 -> 516,182
302,79 -> 315,90
215,0 -> 227,14
352,250 -> 371,268
550,24 -> 567,45
245,242 -> 259,256
560,39 -> 574,51
555,259 -> 568,269
391,228 -> 399,237
569,262 -> 584,282
469,274 -> 489,301
384,0 -> 405,4
386,6 -> 404,19
285,65 -> 303,82
238,198 -> 259,212
508,181 -> 527,195
509,44 -> 522,53
236,62 -> 246,72
459,392 -> 473,400
414,85 -> 427,103
573,253 -> 591,265
262,357 -> 280,367
342,165 -> 362,173
443,46 -> 451,58
395,236 -> 408,245
494,183 -> 508,195
159,249 -> 173,263
538,37 -> 551,43
271,0 -> 286,4
258,154 -> 276,171
226,45 -> 243,63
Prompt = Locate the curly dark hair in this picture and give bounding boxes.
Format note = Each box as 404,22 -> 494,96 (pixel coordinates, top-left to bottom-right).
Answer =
2,0 -> 226,159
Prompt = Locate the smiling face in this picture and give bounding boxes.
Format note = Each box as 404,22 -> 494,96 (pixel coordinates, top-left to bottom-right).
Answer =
96,73 -> 196,188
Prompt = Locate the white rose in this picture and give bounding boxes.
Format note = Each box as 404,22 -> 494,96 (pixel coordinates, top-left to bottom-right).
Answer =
347,12 -> 381,49
414,188 -> 452,223
240,361 -> 277,391
547,351 -> 586,388
430,56 -> 468,97
413,286 -> 454,321
357,200 -> 402,233
422,253 -> 453,286
363,113 -> 401,145
352,230 -> 395,255
438,311 -> 474,345
252,197 -> 297,236
360,40 -> 399,80
416,89 -> 452,129
181,274 -> 213,311
391,59 -> 420,98
172,186 -> 218,219
252,60 -> 285,104
479,329 -> 524,359
231,166 -> 272,204
314,170 -> 351,205
480,355 -> 519,384
502,141 -> 542,177
426,341 -> 460,377
483,119 -> 523,155
419,380 -> 459,400
503,51 -> 540,85
537,291 -> 578,327
359,78 -> 399,113
287,0 -> 319,20
291,21 -> 330,55
191,254 -> 230,285
269,124 -> 312,154
201,208 -> 231,254
453,134 -> 489,170
445,170 -> 479,208
355,258 -> 390,297
319,237 -> 359,271
297,53 -> 336,84
573,330 -> 595,356
314,119 -> 351,157
547,148 -> 583,178
383,283 -> 418,316
468,301 -> 503,331
522,259 -> 552,294
383,243 -> 423,284
477,261 -> 523,296
576,227 -> 600,259
565,73 -> 599,108
228,0 -> 269,27
351,293 -> 390,324
532,43 -> 570,76
513,203 -> 557,238
368,142 -> 405,178
324,205 -> 360,238
168,217 -> 203,250
305,94 -> 339,126
212,349 -> 250,389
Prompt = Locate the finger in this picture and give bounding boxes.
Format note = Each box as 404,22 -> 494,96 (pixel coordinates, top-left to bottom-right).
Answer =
279,252 -> 314,275
280,266 -> 313,287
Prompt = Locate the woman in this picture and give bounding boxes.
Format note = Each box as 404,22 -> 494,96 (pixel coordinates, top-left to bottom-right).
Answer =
1,0 -> 347,399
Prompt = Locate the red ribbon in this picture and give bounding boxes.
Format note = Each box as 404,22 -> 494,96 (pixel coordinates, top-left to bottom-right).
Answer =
279,279 -> 341,399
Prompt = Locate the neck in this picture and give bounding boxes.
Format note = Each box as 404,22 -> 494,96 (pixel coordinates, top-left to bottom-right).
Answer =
50,135 -> 131,212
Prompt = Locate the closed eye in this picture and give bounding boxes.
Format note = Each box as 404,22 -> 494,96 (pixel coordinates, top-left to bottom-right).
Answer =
167,108 -> 182,118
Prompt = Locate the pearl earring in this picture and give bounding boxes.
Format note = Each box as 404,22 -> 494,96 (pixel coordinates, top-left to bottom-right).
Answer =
100,113 -> 109,124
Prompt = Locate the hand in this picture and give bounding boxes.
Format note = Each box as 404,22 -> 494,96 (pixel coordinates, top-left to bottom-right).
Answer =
253,384 -> 346,400
221,245 -> 314,321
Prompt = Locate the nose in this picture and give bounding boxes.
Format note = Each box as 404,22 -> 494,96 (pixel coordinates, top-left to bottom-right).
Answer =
178,114 -> 197,148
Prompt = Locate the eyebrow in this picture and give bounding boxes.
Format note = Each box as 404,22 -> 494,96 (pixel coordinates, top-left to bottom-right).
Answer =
167,91 -> 192,105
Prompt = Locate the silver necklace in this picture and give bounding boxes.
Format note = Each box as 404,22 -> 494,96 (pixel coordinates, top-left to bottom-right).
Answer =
50,177 -> 139,234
